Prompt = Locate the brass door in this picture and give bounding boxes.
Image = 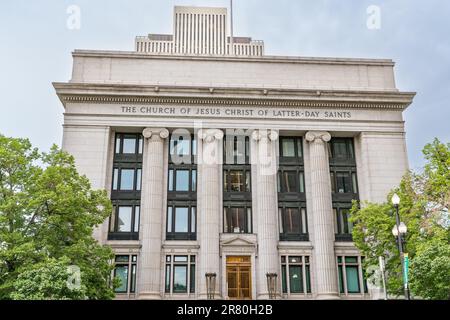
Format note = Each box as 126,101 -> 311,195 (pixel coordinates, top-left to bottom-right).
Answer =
226,256 -> 252,299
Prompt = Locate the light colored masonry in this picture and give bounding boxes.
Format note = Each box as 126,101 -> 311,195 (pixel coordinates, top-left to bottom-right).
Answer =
54,6 -> 415,300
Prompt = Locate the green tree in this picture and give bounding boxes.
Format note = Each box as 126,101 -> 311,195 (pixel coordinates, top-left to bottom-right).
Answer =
350,139 -> 449,300
0,134 -> 116,299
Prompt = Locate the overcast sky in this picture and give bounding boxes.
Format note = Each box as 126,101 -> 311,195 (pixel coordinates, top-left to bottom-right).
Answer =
0,0 -> 449,170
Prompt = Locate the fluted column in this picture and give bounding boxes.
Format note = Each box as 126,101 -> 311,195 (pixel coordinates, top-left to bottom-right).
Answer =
198,129 -> 224,299
305,131 -> 339,299
252,129 -> 280,299
138,127 -> 169,299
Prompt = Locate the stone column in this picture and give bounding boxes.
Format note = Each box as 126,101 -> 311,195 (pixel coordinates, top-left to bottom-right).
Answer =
252,129 -> 280,299
138,127 -> 169,299
198,129 -> 224,299
305,131 -> 339,299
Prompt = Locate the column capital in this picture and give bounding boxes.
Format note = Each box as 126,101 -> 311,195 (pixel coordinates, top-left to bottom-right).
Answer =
142,128 -> 169,140
305,131 -> 331,143
251,129 -> 279,142
198,129 -> 224,143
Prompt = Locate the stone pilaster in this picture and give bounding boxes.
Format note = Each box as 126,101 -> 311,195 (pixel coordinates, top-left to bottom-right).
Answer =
198,129 -> 224,299
305,131 -> 339,299
138,127 -> 169,299
252,129 -> 280,299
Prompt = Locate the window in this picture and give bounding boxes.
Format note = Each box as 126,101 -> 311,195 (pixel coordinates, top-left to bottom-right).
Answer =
337,256 -> 366,295
165,255 -> 196,294
279,137 -> 303,159
168,168 -> 197,192
114,255 -> 137,294
112,168 -> 142,191
278,170 -> 305,193
281,256 -> 311,294
109,204 -> 140,240
223,206 -> 252,234
330,171 -> 358,194
335,208 -> 353,240
224,169 -> 251,192
166,205 -> 196,240
115,134 -> 143,155
279,206 -> 308,241
224,135 -> 250,165
167,133 -> 197,241
329,138 -> 354,160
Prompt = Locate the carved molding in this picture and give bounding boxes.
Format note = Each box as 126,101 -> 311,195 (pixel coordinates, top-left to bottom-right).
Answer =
142,127 -> 169,139
251,129 -> 279,142
198,129 -> 224,143
305,131 -> 331,143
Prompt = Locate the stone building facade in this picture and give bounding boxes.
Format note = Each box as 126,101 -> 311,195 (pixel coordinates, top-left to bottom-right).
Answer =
54,6 -> 415,300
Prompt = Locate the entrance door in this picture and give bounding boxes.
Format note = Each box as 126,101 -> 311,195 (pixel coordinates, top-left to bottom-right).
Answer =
226,256 -> 252,299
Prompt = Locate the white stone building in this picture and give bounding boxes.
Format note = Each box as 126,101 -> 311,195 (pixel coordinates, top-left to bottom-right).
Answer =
54,6 -> 415,300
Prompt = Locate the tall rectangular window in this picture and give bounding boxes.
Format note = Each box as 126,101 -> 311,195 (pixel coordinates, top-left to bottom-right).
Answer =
223,206 -> 252,234
167,133 -> 197,241
165,255 -> 196,294
109,133 -> 143,241
113,255 -> 137,294
337,256 -> 367,295
281,256 -> 311,295
278,136 -> 307,241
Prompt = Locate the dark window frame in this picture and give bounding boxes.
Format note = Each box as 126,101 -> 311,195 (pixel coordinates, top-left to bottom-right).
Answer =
165,255 -> 196,294
281,255 -> 311,295
223,135 -> 250,165
166,202 -> 197,241
278,203 -> 309,241
279,137 -> 303,164
113,255 -> 137,294
334,205 -> 353,241
223,202 -> 253,234
108,202 -> 140,240
337,256 -> 366,295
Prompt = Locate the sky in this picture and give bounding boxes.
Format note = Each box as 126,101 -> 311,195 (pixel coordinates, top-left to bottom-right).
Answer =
0,0 -> 449,170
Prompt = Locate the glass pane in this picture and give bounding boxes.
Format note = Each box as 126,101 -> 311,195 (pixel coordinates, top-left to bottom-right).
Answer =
225,207 -> 247,233
289,256 -> 301,264
174,256 -> 188,262
281,138 -> 295,157
278,208 -> 283,233
109,207 -> 116,232
168,170 -> 174,191
224,171 -> 228,191
166,255 -> 171,262
289,266 -> 303,293
230,171 -> 244,192
345,257 -> 358,264
277,172 -> 281,192
283,171 -> 297,192
306,265 -> 311,293
130,265 -> 136,293
298,172 -> 305,193
176,138 -> 190,156
191,207 -> 196,233
348,140 -> 354,158
346,266 -> 360,293
134,206 -> 140,232
330,172 -> 336,193
120,169 -> 135,190
115,136 -> 121,154
336,172 -> 351,193
333,141 -> 347,158
174,207 -> 188,232
297,138 -> 303,157
138,136 -> 143,154
167,207 -> 173,232
114,265 -> 128,293
165,265 -> 171,293
190,265 -> 195,293
283,208 -> 300,234
247,208 -> 252,233
338,266 -> 344,293
118,207 -> 132,232
192,138 -> 197,156
352,173 -> 358,194
175,170 -> 190,191
113,168 -> 118,190
173,266 -> 188,293
301,208 -> 308,234
136,169 -> 142,191
281,265 -> 287,293
115,255 -> 129,263
192,170 -> 197,192
132,255 -> 137,262
334,208 -> 339,234
190,256 -> 196,262
123,136 -> 136,154
342,209 -> 350,234
245,171 -> 251,192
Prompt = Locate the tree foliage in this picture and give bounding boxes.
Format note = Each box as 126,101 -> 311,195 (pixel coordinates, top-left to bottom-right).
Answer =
350,139 -> 450,300
0,134 -> 115,299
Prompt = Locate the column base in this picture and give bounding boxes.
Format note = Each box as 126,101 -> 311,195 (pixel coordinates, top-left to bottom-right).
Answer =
138,292 -> 162,300
315,292 -> 340,300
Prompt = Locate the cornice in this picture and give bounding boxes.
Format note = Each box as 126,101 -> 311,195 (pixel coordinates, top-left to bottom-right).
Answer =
53,82 -> 415,110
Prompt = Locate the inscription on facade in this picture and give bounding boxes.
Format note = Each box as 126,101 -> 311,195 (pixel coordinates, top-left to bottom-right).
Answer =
120,106 -> 352,120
